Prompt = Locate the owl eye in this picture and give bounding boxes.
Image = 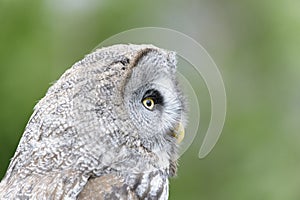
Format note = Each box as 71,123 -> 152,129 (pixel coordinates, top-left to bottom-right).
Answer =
141,89 -> 164,111
142,98 -> 155,110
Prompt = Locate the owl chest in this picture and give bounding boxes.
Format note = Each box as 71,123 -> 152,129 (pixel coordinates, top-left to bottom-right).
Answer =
78,170 -> 169,200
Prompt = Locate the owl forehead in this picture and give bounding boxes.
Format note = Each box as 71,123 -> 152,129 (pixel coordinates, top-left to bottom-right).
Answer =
132,48 -> 176,72
127,48 -> 177,89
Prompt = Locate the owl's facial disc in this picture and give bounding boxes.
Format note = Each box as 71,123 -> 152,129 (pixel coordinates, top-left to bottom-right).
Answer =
123,48 -> 186,151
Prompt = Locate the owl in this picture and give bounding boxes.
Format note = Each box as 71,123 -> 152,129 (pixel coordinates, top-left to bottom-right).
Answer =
0,44 -> 186,200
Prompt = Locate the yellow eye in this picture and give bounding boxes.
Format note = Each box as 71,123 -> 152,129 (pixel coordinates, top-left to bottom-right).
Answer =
142,98 -> 155,110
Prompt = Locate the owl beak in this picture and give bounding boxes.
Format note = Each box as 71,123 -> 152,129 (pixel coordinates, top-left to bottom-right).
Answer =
172,122 -> 185,143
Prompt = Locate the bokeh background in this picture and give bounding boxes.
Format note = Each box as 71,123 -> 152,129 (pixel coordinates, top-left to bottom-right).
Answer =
0,0 -> 299,199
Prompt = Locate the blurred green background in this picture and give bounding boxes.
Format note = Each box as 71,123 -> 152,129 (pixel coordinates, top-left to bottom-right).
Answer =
0,0 -> 299,199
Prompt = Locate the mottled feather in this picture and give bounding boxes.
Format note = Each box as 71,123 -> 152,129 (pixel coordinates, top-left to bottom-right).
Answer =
0,44 -> 186,200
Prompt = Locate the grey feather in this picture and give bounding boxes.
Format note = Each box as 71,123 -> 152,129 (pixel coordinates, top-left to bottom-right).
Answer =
0,44 -> 186,200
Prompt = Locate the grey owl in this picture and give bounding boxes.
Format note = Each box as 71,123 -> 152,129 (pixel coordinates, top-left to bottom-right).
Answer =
0,44 -> 186,200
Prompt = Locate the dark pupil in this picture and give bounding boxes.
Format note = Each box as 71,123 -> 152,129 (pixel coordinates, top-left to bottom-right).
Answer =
146,100 -> 152,107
